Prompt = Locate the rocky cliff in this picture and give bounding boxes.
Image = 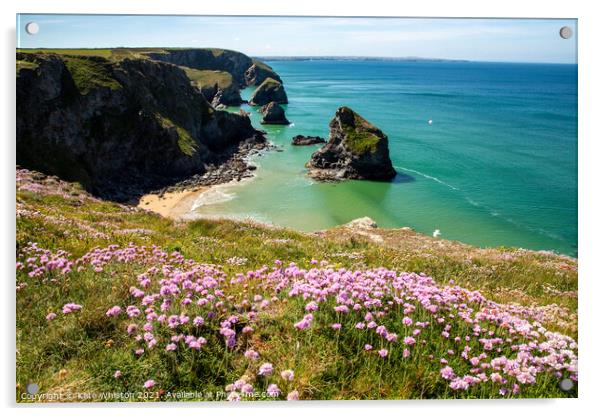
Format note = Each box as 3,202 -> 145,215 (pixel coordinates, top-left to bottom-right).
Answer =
260,101 -> 289,125
16,52 -> 266,201
249,77 -> 288,106
306,107 -> 397,181
145,49 -> 282,87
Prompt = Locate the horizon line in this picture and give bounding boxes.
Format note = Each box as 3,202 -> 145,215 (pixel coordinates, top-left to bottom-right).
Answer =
15,48 -> 576,65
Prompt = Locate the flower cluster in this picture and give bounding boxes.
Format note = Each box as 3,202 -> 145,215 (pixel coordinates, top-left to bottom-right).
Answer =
17,243 -> 578,398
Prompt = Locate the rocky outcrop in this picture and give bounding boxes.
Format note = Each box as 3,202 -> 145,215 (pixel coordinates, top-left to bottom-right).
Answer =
306,107 -> 396,181
291,135 -> 326,146
16,52 -> 266,201
260,101 -> 289,125
244,59 -> 282,85
249,77 -> 288,106
206,85 -> 242,107
146,49 -> 281,87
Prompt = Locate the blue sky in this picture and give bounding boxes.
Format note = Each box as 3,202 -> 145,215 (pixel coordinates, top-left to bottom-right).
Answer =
17,15 -> 577,63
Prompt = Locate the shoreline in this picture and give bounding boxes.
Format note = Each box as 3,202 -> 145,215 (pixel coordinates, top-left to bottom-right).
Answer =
138,187 -> 208,219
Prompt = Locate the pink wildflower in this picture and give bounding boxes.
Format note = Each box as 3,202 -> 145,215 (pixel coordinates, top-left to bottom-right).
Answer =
105,306 -> 122,317
267,383 -> 280,397
258,362 -> 274,376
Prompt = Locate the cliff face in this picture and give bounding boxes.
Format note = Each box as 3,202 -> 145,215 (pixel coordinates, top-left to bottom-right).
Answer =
146,49 -> 282,87
306,107 -> 397,181
16,52 -> 264,201
249,77 -> 288,106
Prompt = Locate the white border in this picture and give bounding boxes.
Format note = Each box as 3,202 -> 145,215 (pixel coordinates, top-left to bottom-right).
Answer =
2,1 -> 600,415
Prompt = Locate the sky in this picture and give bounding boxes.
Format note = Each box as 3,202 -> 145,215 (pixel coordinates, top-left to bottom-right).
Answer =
17,15 -> 577,63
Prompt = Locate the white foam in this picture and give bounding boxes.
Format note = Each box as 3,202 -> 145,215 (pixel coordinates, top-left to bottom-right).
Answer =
394,165 -> 459,191
191,188 -> 235,210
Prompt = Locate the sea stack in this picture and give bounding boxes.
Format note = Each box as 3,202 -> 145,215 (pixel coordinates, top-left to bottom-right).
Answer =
306,106 -> 396,181
249,77 -> 288,105
260,101 -> 290,125
291,135 -> 327,146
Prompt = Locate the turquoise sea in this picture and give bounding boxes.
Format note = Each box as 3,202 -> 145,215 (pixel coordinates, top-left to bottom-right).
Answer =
193,60 -> 578,257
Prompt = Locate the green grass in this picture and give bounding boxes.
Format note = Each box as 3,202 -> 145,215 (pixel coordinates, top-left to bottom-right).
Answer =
63,56 -> 121,95
16,59 -> 38,71
341,109 -> 384,155
260,77 -> 282,89
15,169 -> 577,401
181,67 -> 233,90
155,114 -> 198,156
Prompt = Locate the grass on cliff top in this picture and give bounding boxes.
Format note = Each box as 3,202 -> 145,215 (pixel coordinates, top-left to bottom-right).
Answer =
16,59 -> 38,72
63,56 -> 122,95
17,48 -> 234,61
155,113 -> 198,157
15,170 -> 577,401
259,77 -> 282,89
341,110 -> 385,155
251,58 -> 277,74
181,67 -> 233,90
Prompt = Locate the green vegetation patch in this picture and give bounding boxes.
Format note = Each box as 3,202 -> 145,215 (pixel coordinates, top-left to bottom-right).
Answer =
18,48 -> 114,58
63,56 -> 121,95
155,114 -> 198,157
261,77 -> 281,89
181,67 -> 233,90
15,169 -> 578,400
344,127 -> 381,155
16,59 -> 38,72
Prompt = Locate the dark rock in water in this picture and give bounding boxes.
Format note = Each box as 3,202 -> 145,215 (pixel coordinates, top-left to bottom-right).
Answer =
249,77 -> 288,106
260,101 -> 290,125
306,106 -> 396,181
16,52 -> 267,202
291,135 -> 327,146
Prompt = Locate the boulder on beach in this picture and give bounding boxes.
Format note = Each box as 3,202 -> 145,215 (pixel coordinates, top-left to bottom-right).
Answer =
305,106 -> 397,181
260,101 -> 290,125
249,77 -> 288,106
291,135 -> 327,146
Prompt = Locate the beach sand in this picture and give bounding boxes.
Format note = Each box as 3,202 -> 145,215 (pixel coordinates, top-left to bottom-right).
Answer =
138,187 -> 207,219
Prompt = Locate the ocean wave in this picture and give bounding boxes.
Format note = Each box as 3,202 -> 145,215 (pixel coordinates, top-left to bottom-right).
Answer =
191,188 -> 236,210
393,165 -> 459,191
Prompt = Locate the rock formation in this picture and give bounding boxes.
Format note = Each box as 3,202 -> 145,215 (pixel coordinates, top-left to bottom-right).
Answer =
291,135 -> 327,146
260,102 -> 290,125
249,77 -> 288,106
244,59 -> 283,85
16,52 -> 266,201
145,49 -> 281,87
306,107 -> 396,181
146,49 -> 285,106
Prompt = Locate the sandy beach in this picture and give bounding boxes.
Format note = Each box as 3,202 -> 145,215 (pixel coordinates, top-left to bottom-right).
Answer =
138,187 -> 208,219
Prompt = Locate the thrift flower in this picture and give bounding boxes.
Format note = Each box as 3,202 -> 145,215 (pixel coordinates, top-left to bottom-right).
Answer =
281,369 -> 294,381
258,362 -> 274,377
266,383 -> 281,397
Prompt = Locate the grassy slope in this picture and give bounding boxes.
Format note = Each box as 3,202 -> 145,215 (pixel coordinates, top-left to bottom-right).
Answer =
16,169 -> 577,401
17,48 -> 231,61
181,67 -> 233,90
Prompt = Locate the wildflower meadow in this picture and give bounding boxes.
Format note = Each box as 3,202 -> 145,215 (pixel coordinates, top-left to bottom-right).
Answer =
15,169 -> 578,401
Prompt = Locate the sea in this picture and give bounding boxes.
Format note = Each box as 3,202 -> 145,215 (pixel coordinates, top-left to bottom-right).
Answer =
192,60 -> 578,257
